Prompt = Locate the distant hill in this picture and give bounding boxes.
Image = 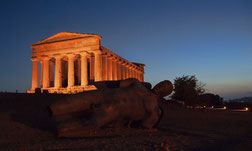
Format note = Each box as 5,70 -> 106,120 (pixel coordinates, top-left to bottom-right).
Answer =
227,97 -> 252,104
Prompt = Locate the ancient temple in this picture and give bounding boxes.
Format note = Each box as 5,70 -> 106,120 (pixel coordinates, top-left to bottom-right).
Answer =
27,32 -> 145,94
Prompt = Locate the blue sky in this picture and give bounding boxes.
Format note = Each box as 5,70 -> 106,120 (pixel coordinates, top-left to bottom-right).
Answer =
0,0 -> 251,99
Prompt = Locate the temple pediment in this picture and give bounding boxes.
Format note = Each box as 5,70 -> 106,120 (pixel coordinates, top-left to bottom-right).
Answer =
32,32 -> 102,46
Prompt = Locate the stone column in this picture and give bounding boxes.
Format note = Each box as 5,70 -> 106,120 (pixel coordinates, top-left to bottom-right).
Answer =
49,60 -> 54,87
107,57 -> 113,80
117,61 -> 121,80
112,59 -> 117,80
124,65 -> 128,79
137,71 -> 140,81
125,65 -> 129,79
127,65 -> 131,79
139,71 -> 142,82
94,51 -> 102,82
128,66 -> 132,78
136,70 -> 139,80
67,54 -> 75,88
130,67 -> 133,78
124,65 -> 127,79
135,70 -> 138,80
89,56 -> 94,81
135,70 -> 139,81
54,55 -> 62,88
133,68 -> 136,78
31,58 -> 39,90
121,63 -> 126,80
135,69 -> 138,79
76,59 -> 81,85
80,52 -> 88,86
132,68 -> 136,79
40,61 -> 43,88
102,54 -> 108,81
42,56 -> 50,88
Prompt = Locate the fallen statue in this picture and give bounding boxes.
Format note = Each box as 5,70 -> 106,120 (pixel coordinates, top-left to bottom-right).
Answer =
49,78 -> 173,137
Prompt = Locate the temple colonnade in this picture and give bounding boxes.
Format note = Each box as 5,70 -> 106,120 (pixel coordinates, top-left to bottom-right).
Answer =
30,50 -> 144,93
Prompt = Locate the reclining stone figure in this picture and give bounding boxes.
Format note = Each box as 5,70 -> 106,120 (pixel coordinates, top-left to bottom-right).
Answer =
49,78 -> 173,137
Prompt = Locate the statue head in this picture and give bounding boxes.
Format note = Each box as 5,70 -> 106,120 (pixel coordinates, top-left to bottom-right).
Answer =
152,80 -> 173,98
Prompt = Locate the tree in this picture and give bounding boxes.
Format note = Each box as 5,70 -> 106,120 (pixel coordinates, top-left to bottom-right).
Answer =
172,75 -> 205,106
198,93 -> 223,107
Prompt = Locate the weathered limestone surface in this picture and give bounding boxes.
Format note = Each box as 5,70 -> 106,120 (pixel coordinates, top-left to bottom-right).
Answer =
27,32 -> 145,94
49,78 -> 173,137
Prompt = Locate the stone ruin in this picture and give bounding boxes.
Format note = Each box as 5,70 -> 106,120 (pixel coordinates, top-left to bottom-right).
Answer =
49,78 -> 173,137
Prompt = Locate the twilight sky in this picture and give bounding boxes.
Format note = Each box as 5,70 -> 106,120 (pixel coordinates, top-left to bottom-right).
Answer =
0,0 -> 251,99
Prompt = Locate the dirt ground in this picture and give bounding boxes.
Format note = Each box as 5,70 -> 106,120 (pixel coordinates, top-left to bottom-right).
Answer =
0,93 -> 251,151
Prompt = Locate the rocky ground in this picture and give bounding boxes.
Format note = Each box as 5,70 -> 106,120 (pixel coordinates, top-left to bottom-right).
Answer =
0,93 -> 251,151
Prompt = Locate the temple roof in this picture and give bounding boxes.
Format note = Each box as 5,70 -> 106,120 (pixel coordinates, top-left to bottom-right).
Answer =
32,32 -> 102,46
